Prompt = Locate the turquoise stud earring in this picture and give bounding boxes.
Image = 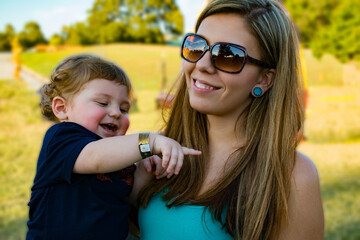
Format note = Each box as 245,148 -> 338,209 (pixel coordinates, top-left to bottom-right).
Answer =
253,87 -> 263,97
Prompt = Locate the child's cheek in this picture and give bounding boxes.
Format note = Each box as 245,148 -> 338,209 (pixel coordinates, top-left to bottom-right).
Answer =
120,116 -> 130,135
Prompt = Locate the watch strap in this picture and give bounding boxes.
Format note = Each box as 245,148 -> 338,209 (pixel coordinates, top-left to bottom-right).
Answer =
138,132 -> 152,159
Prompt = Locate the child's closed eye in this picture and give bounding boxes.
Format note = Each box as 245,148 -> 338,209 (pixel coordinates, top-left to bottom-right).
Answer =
96,101 -> 108,106
120,108 -> 129,113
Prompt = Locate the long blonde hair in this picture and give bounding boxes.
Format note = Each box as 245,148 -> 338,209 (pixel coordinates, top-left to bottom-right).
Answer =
139,0 -> 304,239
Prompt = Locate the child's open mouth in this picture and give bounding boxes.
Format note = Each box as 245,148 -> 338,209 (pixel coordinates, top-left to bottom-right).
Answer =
100,123 -> 118,133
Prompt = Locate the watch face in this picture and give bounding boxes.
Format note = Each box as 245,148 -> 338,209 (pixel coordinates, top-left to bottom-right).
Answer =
140,144 -> 151,152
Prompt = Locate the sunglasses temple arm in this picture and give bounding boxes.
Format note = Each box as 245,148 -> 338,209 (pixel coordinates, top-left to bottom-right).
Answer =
247,56 -> 273,68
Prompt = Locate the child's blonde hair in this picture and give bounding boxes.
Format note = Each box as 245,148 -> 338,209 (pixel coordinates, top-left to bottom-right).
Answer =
40,54 -> 132,122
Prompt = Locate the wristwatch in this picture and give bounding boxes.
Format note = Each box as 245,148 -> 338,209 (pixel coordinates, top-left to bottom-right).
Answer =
138,132 -> 152,159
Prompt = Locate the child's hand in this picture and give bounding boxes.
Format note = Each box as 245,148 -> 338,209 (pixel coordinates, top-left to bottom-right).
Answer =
149,134 -> 201,177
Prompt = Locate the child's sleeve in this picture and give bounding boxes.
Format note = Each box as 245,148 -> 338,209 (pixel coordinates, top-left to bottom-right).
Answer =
34,123 -> 101,188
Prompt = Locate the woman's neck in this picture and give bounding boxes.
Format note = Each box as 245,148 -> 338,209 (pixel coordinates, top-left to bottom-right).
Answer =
197,114 -> 246,195
207,114 -> 246,153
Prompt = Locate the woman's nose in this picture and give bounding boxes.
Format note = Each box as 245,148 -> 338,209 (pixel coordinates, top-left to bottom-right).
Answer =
195,50 -> 216,74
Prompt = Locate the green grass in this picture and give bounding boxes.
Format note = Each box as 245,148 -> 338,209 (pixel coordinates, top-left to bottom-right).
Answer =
303,49 -> 344,86
1,44 -> 360,239
304,86 -> 360,143
0,80 -> 50,239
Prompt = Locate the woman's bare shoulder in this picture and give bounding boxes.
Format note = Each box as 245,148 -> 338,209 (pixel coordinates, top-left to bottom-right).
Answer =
293,151 -> 320,185
279,151 -> 324,240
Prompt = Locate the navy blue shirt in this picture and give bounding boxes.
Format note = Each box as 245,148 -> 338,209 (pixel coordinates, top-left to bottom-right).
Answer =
27,122 -> 135,240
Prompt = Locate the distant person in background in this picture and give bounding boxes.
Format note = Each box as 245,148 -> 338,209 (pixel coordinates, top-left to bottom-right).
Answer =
138,0 -> 324,239
26,54 -> 201,240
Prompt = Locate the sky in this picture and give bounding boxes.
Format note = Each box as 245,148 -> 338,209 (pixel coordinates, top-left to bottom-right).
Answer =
0,0 -> 206,39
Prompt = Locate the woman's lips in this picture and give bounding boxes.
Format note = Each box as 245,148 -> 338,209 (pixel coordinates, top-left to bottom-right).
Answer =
193,79 -> 220,92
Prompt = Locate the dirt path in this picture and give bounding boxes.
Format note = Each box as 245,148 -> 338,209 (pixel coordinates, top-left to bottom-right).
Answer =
0,52 -> 15,79
0,52 -> 47,90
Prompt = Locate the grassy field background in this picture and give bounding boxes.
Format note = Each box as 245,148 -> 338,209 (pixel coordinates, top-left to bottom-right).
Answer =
0,44 -> 359,239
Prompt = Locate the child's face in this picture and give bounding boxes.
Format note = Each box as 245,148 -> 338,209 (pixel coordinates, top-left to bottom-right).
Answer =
65,79 -> 131,138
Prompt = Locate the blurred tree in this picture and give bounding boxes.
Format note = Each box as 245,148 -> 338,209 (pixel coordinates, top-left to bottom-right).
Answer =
18,21 -> 46,49
0,33 -> 8,51
5,24 -> 15,42
285,0 -> 360,62
49,34 -> 64,46
61,22 -> 93,45
87,0 -> 121,43
98,22 -> 127,43
61,25 -> 81,45
0,24 -> 16,51
86,0 -> 183,43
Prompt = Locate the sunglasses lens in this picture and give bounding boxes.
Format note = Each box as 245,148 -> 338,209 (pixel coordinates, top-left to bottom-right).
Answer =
182,35 -> 207,62
212,44 -> 245,73
182,34 -> 247,73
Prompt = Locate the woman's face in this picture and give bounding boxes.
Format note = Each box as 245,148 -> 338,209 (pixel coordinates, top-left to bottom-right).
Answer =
183,13 -> 264,118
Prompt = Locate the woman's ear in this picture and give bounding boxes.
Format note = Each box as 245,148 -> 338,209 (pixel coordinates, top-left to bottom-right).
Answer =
258,68 -> 276,93
52,96 -> 68,121
251,69 -> 276,97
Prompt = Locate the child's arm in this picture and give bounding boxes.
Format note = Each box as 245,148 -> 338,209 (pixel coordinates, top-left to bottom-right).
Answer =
73,133 -> 201,174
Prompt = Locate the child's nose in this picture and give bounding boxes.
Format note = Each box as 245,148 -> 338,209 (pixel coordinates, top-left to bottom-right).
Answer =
108,106 -> 122,118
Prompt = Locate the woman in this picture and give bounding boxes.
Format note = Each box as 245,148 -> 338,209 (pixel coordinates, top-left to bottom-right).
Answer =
138,0 -> 324,239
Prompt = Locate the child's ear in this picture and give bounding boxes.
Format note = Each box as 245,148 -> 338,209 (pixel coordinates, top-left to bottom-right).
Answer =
52,96 -> 68,121
256,68 -> 276,94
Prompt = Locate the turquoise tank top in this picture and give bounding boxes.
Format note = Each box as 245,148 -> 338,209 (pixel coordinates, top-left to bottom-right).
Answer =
139,192 -> 233,240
